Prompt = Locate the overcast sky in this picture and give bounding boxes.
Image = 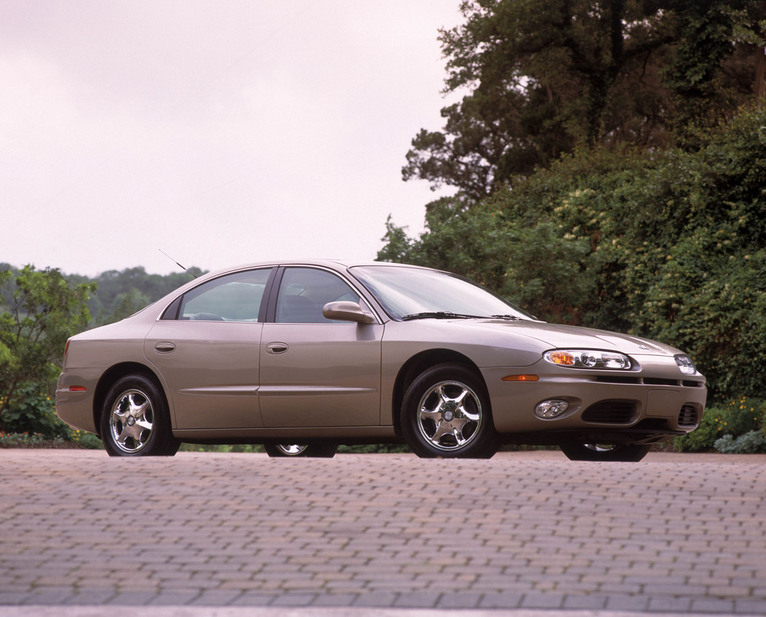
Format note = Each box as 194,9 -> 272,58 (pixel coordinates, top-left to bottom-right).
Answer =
1,1 -> 462,276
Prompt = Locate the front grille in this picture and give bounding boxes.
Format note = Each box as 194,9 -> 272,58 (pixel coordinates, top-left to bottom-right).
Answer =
595,375 -> 641,384
582,400 -> 638,424
678,404 -> 699,427
593,376 -> 704,388
644,377 -> 680,386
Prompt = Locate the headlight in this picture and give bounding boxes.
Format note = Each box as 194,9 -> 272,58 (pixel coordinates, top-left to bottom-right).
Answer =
544,349 -> 632,370
674,354 -> 696,375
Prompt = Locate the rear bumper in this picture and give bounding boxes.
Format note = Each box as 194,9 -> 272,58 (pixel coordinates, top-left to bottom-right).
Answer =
55,369 -> 101,434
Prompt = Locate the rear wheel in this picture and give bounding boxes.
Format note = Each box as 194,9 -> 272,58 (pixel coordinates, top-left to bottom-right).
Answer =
264,443 -> 337,458
401,363 -> 499,458
100,375 -> 180,457
560,442 -> 651,462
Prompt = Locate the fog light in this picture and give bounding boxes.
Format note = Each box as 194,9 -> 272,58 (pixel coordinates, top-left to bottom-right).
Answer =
535,399 -> 569,419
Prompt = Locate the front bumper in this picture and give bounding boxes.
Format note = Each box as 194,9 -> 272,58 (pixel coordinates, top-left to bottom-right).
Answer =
482,358 -> 707,440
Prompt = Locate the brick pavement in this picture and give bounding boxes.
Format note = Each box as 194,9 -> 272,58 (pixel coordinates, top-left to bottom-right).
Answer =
1,449 -> 765,614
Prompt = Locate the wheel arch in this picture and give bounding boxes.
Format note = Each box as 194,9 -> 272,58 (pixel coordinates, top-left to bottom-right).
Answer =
93,362 -> 168,437
391,349 -> 489,437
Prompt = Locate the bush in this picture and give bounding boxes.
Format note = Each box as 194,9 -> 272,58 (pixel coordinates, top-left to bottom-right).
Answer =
714,431 -> 766,454
0,382 -> 71,440
0,431 -> 62,448
674,396 -> 764,452
68,429 -> 103,449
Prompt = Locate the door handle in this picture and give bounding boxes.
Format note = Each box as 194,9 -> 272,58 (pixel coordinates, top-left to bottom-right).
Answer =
265,342 -> 289,354
154,342 -> 176,352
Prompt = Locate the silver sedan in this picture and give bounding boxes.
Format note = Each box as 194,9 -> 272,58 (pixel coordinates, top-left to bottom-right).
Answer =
56,261 -> 706,461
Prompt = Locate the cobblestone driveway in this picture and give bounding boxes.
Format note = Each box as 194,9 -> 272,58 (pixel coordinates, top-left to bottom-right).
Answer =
1,450 -> 765,614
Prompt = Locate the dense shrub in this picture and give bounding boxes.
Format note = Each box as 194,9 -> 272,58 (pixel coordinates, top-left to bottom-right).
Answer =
0,382 -> 71,440
714,431 -> 766,454
674,397 -> 764,452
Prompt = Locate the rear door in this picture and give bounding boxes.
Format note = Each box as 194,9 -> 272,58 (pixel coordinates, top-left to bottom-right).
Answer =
145,267 -> 273,429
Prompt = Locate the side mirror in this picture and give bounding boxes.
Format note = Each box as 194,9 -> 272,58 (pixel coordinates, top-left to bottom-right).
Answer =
322,301 -> 375,324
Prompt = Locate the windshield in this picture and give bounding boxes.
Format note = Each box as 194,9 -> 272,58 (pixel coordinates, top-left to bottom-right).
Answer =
350,265 -> 533,321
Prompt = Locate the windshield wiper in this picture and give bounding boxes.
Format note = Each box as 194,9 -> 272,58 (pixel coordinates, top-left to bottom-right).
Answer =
402,311 -> 486,321
492,314 -> 520,321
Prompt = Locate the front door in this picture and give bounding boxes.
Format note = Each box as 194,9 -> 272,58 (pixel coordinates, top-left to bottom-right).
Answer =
259,267 -> 382,427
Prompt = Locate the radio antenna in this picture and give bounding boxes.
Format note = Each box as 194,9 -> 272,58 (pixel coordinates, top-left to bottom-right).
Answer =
158,249 -> 197,278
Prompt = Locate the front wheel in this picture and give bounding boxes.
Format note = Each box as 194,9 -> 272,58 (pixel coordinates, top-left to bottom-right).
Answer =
560,442 -> 651,462
264,443 -> 337,458
100,375 -> 180,457
401,363 -> 500,458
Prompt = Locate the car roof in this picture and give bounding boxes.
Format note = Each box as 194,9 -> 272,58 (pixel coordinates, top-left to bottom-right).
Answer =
201,259 -> 431,278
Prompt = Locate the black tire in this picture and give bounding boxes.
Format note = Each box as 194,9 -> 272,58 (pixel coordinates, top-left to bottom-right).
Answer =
560,442 -> 651,462
100,375 -> 180,457
401,363 -> 500,458
263,443 -> 337,458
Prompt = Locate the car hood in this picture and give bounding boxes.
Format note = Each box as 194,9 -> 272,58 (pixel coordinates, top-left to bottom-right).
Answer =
440,318 -> 681,357
505,320 -> 678,355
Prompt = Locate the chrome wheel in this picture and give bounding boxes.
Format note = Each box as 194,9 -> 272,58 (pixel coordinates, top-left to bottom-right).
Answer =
101,375 -> 179,457
108,389 -> 154,454
560,442 -> 651,462
417,380 -> 483,452
402,364 -> 499,458
263,443 -> 338,458
276,444 -> 308,456
584,444 -> 617,453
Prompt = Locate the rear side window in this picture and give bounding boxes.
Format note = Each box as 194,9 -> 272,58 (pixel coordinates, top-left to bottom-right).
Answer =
168,268 -> 272,322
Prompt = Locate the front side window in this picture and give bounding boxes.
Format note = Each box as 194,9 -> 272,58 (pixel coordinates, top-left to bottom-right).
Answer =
275,268 -> 361,323
177,268 -> 272,321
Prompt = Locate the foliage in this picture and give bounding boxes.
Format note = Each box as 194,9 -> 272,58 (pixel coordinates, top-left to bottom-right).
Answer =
337,444 -> 410,454
0,431 -> 64,448
0,382 -> 71,439
403,0 -> 765,198
79,266 -> 204,325
0,265 -> 95,424
0,430 -> 103,449
673,396 -> 764,452
714,430 -> 766,454
68,429 -> 104,449
179,443 -> 265,453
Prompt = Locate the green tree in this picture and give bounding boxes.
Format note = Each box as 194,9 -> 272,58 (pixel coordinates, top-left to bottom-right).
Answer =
110,289 -> 152,323
86,265 -> 202,325
665,0 -> 766,148
0,266 -> 95,422
404,0 -> 679,198
404,0 -> 765,198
